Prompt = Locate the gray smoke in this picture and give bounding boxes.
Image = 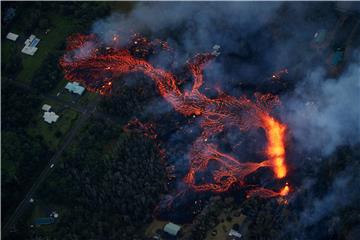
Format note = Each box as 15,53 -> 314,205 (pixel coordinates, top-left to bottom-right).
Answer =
92,2 -> 282,51
85,2 -> 360,234
282,55 -> 360,156
300,165 -> 360,226
91,2 -> 360,156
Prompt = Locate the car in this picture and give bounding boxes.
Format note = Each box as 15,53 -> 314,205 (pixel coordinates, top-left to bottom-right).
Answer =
50,164 -> 54,168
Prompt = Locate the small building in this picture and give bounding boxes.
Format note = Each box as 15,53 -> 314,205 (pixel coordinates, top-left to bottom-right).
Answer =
42,104 -> 51,112
164,222 -> 181,236
228,229 -> 242,239
22,34 -> 40,56
65,82 -> 85,95
6,32 -> 19,42
43,111 -> 59,124
34,217 -> 55,226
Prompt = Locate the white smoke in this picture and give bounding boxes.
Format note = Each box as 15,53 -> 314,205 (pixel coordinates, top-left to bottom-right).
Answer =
282,54 -> 360,156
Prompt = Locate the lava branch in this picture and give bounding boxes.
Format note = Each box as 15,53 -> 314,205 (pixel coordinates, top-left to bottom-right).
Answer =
60,33 -> 290,198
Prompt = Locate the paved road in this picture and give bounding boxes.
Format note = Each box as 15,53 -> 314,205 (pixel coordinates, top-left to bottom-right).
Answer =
2,96 -> 100,235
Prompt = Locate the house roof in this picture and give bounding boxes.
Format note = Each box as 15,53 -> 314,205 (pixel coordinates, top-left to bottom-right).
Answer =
42,104 -> 51,111
21,46 -> 38,56
65,82 -> 85,95
22,34 -> 40,56
43,111 -> 59,124
164,222 -> 181,236
6,32 -> 19,41
229,229 -> 242,239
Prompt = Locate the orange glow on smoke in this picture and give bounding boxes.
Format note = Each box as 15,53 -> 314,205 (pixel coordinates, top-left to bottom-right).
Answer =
60,33 -> 290,198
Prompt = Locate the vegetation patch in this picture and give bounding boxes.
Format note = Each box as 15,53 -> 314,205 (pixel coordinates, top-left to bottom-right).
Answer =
27,106 -> 79,150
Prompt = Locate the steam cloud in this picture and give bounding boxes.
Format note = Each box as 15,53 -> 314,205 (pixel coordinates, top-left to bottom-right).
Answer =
91,2 -> 360,156
85,2 -> 360,237
282,55 -> 360,156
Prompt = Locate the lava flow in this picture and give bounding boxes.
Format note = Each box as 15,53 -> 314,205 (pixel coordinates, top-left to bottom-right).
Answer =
60,33 -> 290,198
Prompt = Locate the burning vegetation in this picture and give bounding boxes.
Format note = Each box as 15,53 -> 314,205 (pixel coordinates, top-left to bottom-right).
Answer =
60,33 -> 290,202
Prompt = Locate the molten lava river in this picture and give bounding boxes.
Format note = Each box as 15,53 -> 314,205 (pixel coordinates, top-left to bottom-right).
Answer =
60,33 -> 290,199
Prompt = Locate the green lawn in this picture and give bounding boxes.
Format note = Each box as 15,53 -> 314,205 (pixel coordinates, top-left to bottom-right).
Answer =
28,200 -> 66,234
78,91 -> 99,106
27,103 -> 79,151
17,16 -> 76,84
1,40 -> 19,64
50,77 -> 99,107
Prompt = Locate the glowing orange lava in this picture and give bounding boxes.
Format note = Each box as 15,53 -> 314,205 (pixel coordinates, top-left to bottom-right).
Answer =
262,115 -> 287,179
60,33 -> 290,198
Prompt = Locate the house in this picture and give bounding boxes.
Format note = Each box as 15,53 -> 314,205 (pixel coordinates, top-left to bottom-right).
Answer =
42,104 -> 51,112
163,222 -> 181,236
34,217 -> 55,226
6,32 -> 19,42
43,111 -> 59,124
65,82 -> 85,95
228,229 -> 242,239
22,34 -> 40,56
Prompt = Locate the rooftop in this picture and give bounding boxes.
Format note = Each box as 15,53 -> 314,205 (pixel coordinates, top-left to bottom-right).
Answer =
43,111 -> 59,124
164,222 -> 181,236
6,32 -> 19,41
229,229 -> 242,239
42,104 -> 51,112
65,82 -> 85,95
22,34 -> 40,56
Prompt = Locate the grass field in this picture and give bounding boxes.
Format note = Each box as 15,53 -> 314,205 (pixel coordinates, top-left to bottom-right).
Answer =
205,210 -> 247,240
1,41 -> 19,67
3,12 -> 77,84
17,16 -> 76,84
27,102 -> 79,151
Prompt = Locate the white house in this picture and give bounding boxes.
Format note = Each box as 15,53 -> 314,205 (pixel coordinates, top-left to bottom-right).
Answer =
22,34 -> 40,56
229,229 -> 242,239
6,32 -> 19,41
42,104 -> 51,112
43,111 -> 59,124
65,82 -> 85,95
163,222 -> 181,236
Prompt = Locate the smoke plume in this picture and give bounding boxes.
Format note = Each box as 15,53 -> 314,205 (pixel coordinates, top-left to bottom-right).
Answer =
82,2 -> 360,237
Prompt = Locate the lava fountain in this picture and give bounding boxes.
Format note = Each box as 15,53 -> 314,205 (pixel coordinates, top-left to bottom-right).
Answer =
60,33 -> 290,198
